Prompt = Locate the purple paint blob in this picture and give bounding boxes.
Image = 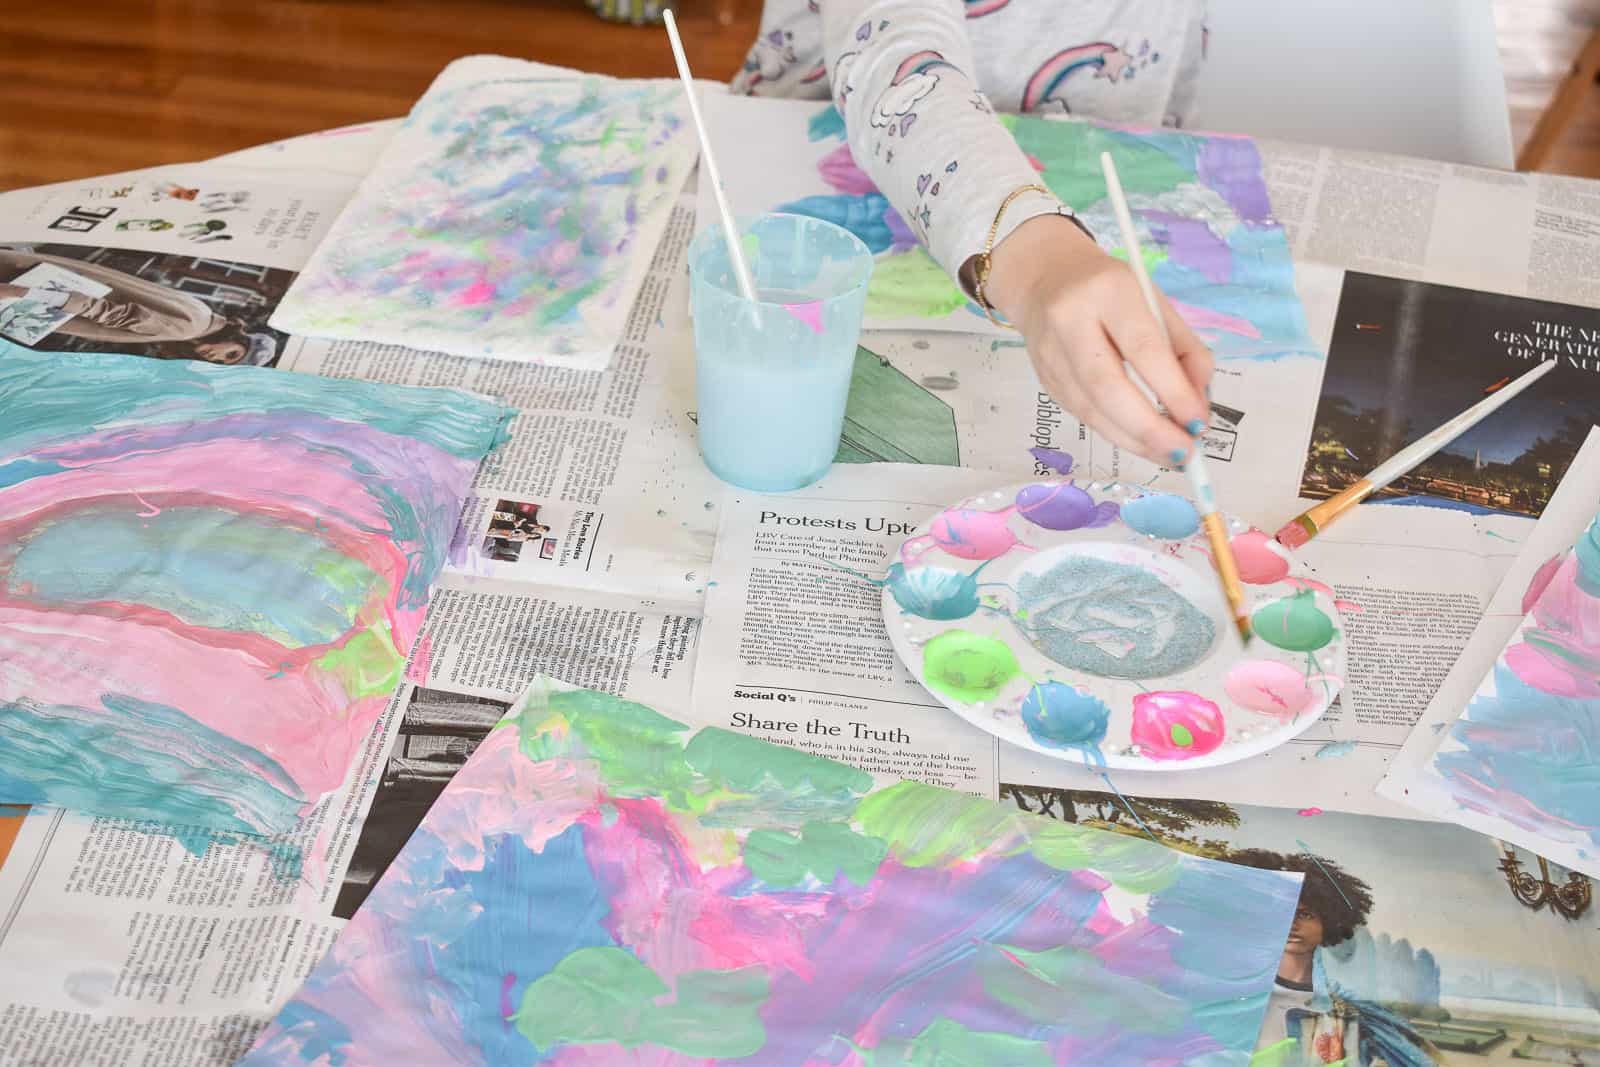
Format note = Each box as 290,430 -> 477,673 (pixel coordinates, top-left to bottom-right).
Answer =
1144,211 -> 1232,284
1014,482 -> 1119,532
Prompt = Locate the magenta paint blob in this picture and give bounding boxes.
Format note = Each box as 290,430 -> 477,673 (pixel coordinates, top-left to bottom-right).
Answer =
1130,691 -> 1226,760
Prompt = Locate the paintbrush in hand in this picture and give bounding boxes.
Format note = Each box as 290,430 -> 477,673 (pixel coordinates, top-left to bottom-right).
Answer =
1099,151 -> 1251,645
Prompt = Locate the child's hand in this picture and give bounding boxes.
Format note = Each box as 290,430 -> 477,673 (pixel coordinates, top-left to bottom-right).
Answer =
983,213 -> 1214,467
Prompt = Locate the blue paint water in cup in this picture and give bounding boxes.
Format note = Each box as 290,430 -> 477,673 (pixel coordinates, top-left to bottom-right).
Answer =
688,213 -> 872,492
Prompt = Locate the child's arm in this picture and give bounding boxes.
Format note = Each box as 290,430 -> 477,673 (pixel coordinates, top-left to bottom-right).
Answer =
819,0 -> 1211,465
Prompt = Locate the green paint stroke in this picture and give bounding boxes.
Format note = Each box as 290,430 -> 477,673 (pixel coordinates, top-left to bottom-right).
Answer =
743,819 -> 887,887
516,947 -> 767,1058
684,727 -> 873,800
1251,589 -> 1335,653
847,1017 -> 1053,1067
921,630 -> 1020,703
866,247 -> 970,320
856,781 -> 1181,893
517,686 -> 699,805
855,781 -> 1018,867
980,943 -> 1187,1033
1005,115 -> 1192,213
1250,1038 -> 1346,1067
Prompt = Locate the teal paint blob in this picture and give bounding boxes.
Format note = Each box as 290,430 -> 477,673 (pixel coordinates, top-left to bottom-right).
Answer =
1120,494 -> 1200,540
1016,557 -> 1214,679
1020,683 -> 1109,765
885,561 -> 984,621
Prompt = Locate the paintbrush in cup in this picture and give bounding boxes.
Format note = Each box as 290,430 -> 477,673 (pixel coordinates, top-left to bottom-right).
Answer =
1276,357 -> 1557,549
662,8 -> 757,304
1099,151 -> 1251,645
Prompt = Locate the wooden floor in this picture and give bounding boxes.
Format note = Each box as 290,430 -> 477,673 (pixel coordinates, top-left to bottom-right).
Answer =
0,0 -> 1597,191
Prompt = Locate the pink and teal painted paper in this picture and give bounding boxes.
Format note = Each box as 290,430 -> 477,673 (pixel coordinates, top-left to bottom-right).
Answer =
1426,514 -> 1600,856
0,349 -> 512,839
239,682 -> 1302,1067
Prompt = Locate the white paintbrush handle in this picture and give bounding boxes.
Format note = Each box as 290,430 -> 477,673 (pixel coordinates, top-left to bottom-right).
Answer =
1367,358 -> 1558,488
1099,153 -> 1216,509
662,9 -> 757,304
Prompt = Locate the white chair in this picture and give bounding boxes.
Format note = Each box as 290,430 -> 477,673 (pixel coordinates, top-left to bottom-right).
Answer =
1192,0 -> 1515,170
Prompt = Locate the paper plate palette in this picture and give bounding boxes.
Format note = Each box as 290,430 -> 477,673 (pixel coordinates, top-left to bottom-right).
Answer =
882,479 -> 1347,771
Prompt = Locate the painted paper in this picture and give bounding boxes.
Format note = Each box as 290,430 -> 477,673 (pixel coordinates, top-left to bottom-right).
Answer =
270,56 -> 698,368
701,94 -> 1319,363
239,680 -> 1302,1067
1404,511 -> 1600,877
1001,782 -> 1600,1066
0,349 -> 513,840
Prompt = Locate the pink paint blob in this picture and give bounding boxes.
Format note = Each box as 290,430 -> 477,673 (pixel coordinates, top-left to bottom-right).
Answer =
781,301 -> 824,334
901,506 -> 1023,564
1226,530 -> 1290,585
1297,808 -> 1323,817
454,279 -> 496,307
1130,691 -> 1225,760
1223,660 -> 1338,721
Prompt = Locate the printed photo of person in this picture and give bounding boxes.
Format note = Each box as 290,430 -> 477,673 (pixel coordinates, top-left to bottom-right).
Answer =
0,243 -> 294,366
480,499 -> 552,563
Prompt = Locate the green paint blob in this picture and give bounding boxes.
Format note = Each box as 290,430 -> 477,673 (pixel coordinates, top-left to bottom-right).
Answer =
865,246 -> 970,320
979,943 -> 1187,1033
922,630 -> 1021,703
312,627 -> 403,700
1251,589 -> 1336,652
684,728 -> 874,800
743,819 -> 887,887
515,947 -> 768,1058
1170,723 -> 1194,747
847,1017 -> 1053,1067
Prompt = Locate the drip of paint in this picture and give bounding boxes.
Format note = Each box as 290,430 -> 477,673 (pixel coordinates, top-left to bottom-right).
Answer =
1016,556 -> 1214,679
1013,481 -> 1118,532
1027,446 -> 1075,475
1120,493 -> 1200,540
1251,590 -> 1335,652
1019,682 -> 1108,763
781,301 -> 824,334
921,630 -> 1020,703
1314,740 -> 1357,759
1130,691 -> 1225,760
1297,808 -> 1323,817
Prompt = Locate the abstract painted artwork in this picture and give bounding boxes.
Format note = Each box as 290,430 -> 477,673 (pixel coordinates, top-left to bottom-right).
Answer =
701,95 -> 1318,364
1395,512 -> 1600,877
0,349 -> 512,840
271,56 -> 697,368
240,680 -> 1302,1066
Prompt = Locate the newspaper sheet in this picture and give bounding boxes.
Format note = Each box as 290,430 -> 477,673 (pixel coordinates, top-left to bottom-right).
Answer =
7,101 -> 1600,1067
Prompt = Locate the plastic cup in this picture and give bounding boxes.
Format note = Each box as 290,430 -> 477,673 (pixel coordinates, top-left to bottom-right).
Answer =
688,213 -> 872,492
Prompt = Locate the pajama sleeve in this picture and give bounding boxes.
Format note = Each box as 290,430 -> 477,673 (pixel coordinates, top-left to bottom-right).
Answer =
819,0 -> 1068,292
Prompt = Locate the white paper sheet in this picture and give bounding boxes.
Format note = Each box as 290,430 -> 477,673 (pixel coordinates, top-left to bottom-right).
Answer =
270,57 -> 699,368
